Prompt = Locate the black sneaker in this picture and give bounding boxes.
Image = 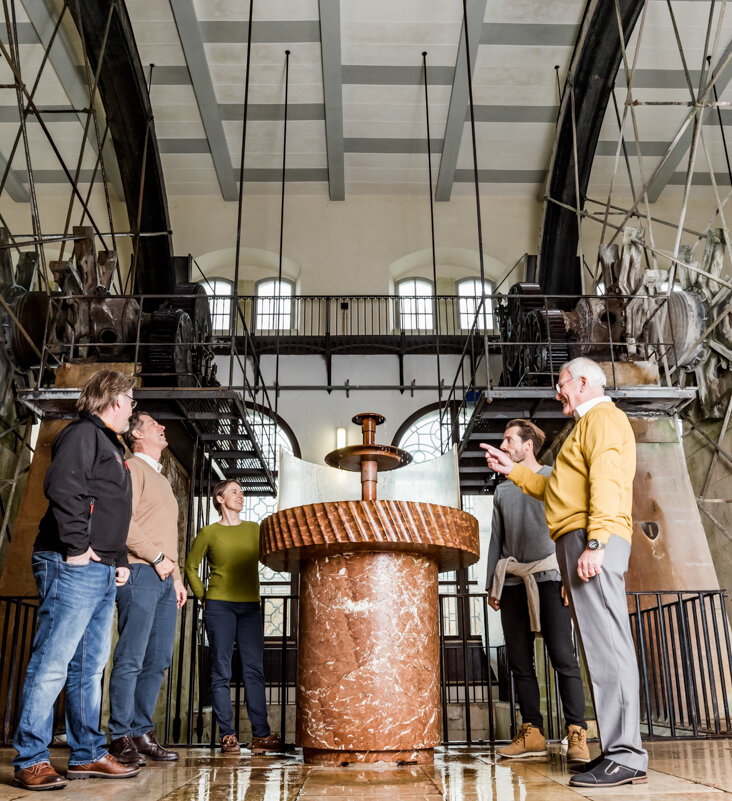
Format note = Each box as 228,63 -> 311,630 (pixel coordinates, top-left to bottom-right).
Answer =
569,752 -> 604,774
569,758 -> 647,787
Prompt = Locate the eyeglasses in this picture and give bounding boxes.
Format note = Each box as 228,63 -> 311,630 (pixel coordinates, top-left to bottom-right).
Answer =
555,377 -> 581,394
123,394 -> 137,409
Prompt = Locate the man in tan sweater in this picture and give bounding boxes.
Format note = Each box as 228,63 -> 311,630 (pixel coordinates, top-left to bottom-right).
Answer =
108,411 -> 187,766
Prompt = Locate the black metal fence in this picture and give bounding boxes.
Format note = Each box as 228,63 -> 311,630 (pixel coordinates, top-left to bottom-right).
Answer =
238,294 -> 495,338
0,589 -> 729,747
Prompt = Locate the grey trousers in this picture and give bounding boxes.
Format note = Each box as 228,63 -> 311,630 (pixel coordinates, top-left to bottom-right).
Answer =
555,529 -> 648,771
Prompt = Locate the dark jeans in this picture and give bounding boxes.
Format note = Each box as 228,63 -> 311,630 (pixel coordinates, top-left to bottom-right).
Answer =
13,552 -> 117,769
203,600 -> 270,738
108,564 -> 178,738
500,580 -> 586,731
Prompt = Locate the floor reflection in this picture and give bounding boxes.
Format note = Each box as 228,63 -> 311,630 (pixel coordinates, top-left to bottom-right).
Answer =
0,741 -> 729,800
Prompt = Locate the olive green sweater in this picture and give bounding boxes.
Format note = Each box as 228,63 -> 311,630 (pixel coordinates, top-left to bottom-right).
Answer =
184,520 -> 261,602
509,401 -> 635,545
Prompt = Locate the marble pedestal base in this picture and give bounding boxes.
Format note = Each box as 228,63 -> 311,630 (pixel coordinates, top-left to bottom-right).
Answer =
297,551 -> 440,764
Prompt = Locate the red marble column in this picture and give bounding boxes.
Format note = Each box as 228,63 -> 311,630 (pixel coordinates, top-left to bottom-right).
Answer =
260,499 -> 479,765
297,551 -> 439,764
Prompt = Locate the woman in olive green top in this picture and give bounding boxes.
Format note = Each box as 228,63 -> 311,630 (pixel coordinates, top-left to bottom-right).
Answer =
185,479 -> 287,754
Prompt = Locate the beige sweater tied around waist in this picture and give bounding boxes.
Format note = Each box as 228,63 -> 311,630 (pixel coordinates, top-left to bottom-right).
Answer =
491,553 -> 560,633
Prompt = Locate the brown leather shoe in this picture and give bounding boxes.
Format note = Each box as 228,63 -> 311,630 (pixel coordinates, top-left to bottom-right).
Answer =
109,734 -> 146,766
67,753 -> 141,780
220,734 -> 240,753
13,762 -> 67,790
251,733 -> 295,753
132,730 -> 179,761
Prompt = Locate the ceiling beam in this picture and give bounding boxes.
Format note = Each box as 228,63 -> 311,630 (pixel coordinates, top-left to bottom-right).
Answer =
20,0 -> 124,200
646,40 -> 732,203
318,0 -> 345,200
170,0 -> 237,201
435,0 -> 487,202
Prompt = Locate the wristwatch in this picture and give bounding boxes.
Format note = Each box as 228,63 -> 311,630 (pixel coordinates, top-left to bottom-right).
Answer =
152,552 -> 165,565
587,539 -> 606,551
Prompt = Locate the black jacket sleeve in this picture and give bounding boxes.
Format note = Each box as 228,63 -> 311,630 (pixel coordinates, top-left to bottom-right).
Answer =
43,421 -> 97,557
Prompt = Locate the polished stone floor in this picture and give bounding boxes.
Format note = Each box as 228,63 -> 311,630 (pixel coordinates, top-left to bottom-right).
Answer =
0,740 -> 729,800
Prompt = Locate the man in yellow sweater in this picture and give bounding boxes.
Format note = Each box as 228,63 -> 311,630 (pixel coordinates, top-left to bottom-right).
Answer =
108,412 -> 187,766
482,356 -> 648,788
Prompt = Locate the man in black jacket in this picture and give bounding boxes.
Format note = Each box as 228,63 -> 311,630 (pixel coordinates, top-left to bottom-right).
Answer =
12,370 -> 142,791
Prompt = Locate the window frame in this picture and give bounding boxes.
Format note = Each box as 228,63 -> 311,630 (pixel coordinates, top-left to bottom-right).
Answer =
395,277 -> 435,332
456,277 -> 494,332
199,277 -> 234,335
254,277 -> 296,333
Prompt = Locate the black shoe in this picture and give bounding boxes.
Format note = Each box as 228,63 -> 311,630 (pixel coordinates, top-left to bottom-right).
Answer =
132,731 -> 179,762
569,758 -> 647,787
569,752 -> 604,774
109,735 -> 146,767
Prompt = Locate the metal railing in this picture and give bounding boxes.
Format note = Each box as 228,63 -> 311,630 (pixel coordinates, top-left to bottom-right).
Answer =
0,588 -> 728,747
28,291 -> 281,491
439,290 -> 679,452
234,294 -> 495,338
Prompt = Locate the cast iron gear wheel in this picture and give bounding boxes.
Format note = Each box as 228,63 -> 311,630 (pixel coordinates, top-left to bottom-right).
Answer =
143,308 -> 195,386
172,282 -> 213,379
519,308 -> 570,386
499,282 -> 544,384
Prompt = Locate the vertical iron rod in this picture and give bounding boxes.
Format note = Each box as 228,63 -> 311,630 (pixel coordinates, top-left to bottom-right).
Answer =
280,596 -> 289,740
3,0 -> 48,282
127,64 -> 155,293
274,50 -> 291,423
232,0 -> 255,391
461,0 -> 491,396
422,51 -> 443,446
438,595 -> 448,742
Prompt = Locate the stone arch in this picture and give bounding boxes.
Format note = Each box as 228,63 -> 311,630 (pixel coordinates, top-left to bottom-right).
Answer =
193,247 -> 301,294
388,247 -> 506,295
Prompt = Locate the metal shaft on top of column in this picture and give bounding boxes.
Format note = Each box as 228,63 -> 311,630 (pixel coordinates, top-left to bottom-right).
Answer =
324,412 -> 412,501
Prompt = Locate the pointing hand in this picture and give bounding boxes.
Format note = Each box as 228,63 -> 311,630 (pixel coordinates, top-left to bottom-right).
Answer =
480,443 -> 513,475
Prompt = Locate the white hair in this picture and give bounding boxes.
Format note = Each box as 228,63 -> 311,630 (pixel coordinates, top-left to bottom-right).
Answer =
561,357 -> 607,388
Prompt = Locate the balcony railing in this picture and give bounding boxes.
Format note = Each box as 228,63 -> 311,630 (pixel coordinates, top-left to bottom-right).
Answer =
231,294 -> 495,338
0,589 -> 728,747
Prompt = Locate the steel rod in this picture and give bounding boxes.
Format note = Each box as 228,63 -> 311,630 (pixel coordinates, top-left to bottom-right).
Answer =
71,0 -> 117,256
0,32 -> 109,250
273,49 -> 290,423
231,0 -> 255,394
461,0 -> 491,399
127,63 -> 155,293
422,50 -> 444,446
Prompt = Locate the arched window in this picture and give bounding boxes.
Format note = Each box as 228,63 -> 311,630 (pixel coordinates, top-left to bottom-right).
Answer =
457,277 -> 494,331
255,278 -> 294,332
200,278 -> 233,334
396,407 -> 448,462
397,277 -> 433,331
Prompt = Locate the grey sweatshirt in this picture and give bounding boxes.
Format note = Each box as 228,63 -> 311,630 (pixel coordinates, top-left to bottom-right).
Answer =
485,465 -> 561,591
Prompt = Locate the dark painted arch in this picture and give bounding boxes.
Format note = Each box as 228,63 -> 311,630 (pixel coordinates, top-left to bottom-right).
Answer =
69,0 -> 175,296
537,0 -> 645,295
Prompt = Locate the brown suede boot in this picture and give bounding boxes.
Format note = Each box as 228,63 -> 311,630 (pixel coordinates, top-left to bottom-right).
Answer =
566,724 -> 590,762
497,723 -> 547,758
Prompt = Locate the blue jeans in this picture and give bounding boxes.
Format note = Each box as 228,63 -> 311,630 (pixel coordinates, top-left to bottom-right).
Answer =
203,600 -> 270,738
13,551 -> 117,769
108,564 -> 177,738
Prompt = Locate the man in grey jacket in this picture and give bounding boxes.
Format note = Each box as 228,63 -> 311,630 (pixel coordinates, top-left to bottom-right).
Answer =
487,419 -> 588,761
